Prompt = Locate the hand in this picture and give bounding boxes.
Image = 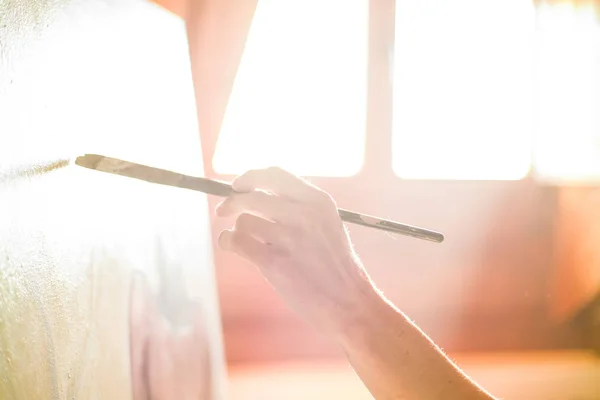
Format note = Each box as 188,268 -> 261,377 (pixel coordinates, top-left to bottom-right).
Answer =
216,168 -> 499,400
216,167 -> 374,334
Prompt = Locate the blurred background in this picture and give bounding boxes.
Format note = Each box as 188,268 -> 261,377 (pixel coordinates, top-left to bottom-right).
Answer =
155,0 -> 600,398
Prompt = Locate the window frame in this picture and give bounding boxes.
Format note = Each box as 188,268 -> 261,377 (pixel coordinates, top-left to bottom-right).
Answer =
198,0 -> 396,182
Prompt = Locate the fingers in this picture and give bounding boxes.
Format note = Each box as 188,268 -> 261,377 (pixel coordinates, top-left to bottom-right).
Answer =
234,213 -> 286,246
216,191 -> 307,226
218,166 -> 340,266
218,229 -> 288,267
232,166 -> 331,204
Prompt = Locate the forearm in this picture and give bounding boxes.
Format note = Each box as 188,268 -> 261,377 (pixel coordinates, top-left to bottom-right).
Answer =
335,285 -> 496,400
216,168 -> 495,399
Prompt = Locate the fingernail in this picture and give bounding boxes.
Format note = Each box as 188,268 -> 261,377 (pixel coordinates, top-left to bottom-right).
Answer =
231,179 -> 243,192
218,229 -> 232,250
232,177 -> 251,193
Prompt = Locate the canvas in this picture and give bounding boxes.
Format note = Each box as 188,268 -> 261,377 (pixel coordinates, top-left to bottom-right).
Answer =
0,0 -> 227,398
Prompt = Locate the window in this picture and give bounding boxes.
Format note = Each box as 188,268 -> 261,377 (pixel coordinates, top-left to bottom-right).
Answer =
532,3 -> 600,183
212,0 -> 368,177
392,0 -> 535,180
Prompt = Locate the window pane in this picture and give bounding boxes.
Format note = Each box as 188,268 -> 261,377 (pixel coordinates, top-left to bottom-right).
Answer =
213,0 -> 368,177
532,4 -> 600,183
392,0 -> 535,180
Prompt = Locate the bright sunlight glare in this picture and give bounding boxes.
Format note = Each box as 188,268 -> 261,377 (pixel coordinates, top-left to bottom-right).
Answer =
392,0 -> 535,180
212,0 -> 368,177
532,3 -> 600,184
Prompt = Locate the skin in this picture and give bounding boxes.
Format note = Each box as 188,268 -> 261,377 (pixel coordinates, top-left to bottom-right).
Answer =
216,167 -> 497,400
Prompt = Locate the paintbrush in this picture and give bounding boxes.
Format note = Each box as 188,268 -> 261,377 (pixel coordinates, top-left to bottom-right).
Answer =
74,154 -> 444,243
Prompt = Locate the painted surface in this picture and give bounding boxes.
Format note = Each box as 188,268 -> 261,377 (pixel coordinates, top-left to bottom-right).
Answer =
0,0 -> 226,398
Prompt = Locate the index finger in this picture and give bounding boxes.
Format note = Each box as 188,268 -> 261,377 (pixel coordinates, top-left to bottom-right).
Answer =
232,166 -> 325,202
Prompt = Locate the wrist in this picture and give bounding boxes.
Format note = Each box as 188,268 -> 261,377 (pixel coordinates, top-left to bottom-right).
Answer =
330,277 -> 399,347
